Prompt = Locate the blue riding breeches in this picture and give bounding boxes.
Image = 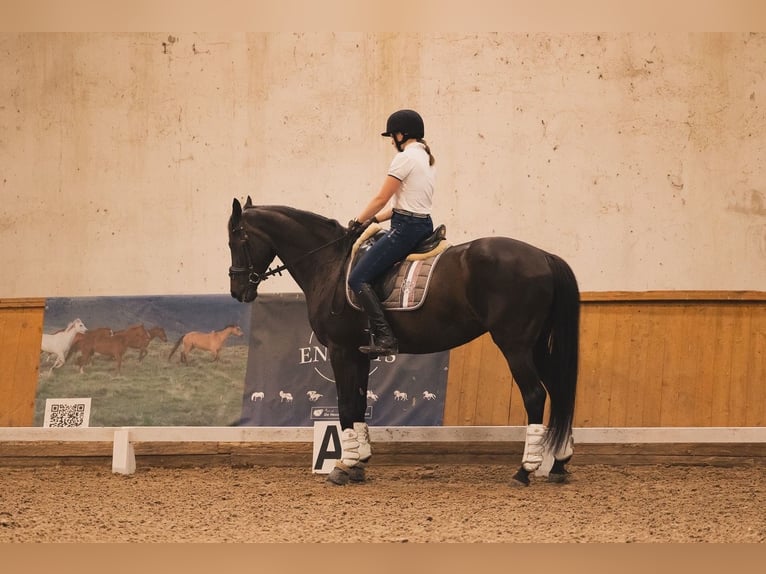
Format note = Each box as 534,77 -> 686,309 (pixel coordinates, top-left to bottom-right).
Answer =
348,212 -> 433,294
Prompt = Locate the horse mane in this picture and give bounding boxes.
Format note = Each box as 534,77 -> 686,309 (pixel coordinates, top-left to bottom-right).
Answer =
247,205 -> 345,235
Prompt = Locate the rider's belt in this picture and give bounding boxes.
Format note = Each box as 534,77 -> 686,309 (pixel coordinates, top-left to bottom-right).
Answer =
393,208 -> 429,219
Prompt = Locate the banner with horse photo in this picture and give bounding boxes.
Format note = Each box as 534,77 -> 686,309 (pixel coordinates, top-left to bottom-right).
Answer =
240,293 -> 450,427
37,293 -> 449,427
37,295 -> 251,427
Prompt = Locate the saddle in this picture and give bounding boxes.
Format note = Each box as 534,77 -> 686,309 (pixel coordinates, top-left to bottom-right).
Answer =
346,224 -> 449,311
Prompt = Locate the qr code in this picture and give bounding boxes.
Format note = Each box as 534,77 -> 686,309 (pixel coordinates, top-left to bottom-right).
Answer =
44,399 -> 91,428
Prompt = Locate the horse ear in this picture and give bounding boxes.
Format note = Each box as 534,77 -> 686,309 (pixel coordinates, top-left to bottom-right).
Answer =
232,198 -> 242,219
244,195 -> 253,209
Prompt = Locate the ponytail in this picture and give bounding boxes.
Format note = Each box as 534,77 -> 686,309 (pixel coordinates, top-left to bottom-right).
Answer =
417,138 -> 436,166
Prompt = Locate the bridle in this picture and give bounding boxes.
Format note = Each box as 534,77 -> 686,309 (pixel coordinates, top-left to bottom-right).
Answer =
228,223 -> 284,288
228,222 -> 351,289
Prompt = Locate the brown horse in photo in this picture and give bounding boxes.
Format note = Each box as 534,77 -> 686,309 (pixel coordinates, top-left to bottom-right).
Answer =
114,324 -> 168,361
66,327 -> 114,362
75,329 -> 133,373
167,325 -> 244,364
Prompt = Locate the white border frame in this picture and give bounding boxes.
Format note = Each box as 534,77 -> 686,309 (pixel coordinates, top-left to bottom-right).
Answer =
2,425 -> 764,443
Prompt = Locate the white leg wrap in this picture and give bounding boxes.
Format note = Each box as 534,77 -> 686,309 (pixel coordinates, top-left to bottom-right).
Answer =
353,422 -> 372,462
522,424 -> 547,472
340,427 -> 361,467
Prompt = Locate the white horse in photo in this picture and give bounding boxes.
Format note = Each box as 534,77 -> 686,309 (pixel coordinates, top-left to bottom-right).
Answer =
423,391 -> 437,400
250,391 -> 265,402
40,318 -> 88,374
393,390 -> 408,401
279,390 -> 294,403
307,390 -> 323,402
366,390 -> 379,402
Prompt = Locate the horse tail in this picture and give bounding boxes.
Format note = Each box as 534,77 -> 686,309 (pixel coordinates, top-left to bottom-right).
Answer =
168,335 -> 184,361
541,253 -> 580,455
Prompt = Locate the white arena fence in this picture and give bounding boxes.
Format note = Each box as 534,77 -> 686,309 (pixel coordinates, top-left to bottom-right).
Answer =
0,426 -> 764,475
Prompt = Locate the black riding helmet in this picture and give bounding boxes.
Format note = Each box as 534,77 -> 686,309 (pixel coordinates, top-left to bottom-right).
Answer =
381,109 -> 425,140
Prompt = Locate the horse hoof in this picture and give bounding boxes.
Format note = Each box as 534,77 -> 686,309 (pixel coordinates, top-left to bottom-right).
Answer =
511,470 -> 530,487
326,467 -> 349,486
348,465 -> 366,483
548,471 -> 569,484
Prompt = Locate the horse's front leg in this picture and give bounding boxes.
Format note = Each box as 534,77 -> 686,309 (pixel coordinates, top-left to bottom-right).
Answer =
326,343 -> 371,486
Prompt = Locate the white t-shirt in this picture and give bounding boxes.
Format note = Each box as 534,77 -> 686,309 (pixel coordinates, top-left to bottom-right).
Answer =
387,142 -> 435,215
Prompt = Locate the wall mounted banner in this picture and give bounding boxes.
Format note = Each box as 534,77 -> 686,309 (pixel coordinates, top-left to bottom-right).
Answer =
36,295 -> 251,427
36,293 -> 449,427
240,294 -> 449,427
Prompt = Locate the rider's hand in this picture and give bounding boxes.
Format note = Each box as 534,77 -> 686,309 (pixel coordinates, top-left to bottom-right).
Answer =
348,217 -> 373,237
348,218 -> 364,236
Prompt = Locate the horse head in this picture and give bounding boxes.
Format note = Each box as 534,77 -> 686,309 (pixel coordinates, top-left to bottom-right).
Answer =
71,318 -> 88,334
150,327 -> 167,342
228,197 -> 277,303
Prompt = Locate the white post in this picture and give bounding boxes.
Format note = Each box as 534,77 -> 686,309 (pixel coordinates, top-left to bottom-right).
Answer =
112,428 -> 136,475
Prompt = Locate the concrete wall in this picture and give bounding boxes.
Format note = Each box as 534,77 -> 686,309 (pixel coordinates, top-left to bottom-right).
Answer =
1,32 -> 764,297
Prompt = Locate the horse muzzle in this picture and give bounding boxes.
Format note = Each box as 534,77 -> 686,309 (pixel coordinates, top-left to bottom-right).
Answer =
229,266 -> 261,302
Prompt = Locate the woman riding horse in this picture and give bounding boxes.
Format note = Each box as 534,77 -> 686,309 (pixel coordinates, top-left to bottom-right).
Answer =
228,197 -> 580,488
348,109 -> 436,357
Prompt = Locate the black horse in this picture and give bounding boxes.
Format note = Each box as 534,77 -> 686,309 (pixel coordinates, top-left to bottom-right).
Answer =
228,197 -> 580,487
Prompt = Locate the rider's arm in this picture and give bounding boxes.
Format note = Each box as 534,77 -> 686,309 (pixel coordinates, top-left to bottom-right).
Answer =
374,207 -> 393,222
356,175 -> 400,223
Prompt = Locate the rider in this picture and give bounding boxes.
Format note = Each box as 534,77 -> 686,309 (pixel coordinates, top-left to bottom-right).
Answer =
348,109 -> 436,356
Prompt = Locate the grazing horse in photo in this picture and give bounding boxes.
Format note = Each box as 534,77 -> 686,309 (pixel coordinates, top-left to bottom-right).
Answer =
40,318 -> 88,374
228,198 -> 580,488
168,325 -> 244,364
143,326 -> 168,360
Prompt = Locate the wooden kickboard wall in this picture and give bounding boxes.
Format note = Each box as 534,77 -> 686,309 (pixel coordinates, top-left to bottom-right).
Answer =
2,293 -> 764,428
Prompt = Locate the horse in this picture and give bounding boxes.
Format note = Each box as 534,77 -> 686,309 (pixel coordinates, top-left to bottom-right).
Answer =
423,391 -> 437,401
227,197 -> 579,487
114,324 -> 168,361
40,318 -> 88,374
75,329 -> 133,374
168,325 -> 244,364
66,327 -> 114,361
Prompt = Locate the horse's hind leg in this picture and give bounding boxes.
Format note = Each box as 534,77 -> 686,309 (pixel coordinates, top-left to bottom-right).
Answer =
49,353 -> 64,375
494,340 -> 548,487
532,333 -> 575,483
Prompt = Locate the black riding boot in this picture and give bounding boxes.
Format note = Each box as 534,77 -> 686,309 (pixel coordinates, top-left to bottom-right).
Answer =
356,283 -> 398,356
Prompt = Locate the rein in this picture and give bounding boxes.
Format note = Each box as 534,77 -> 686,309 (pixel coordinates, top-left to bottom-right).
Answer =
228,223 -> 351,288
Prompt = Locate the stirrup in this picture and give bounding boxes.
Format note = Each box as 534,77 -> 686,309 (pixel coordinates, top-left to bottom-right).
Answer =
359,334 -> 398,357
